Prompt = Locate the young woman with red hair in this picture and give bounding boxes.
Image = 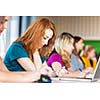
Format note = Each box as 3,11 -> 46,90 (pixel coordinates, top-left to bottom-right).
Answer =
4,18 -> 56,76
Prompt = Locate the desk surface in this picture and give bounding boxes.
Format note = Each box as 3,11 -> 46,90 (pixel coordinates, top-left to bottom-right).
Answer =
51,78 -> 100,83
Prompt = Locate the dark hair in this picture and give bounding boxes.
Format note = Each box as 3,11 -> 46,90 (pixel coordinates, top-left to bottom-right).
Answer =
73,36 -> 83,56
74,36 -> 82,44
61,32 -> 74,39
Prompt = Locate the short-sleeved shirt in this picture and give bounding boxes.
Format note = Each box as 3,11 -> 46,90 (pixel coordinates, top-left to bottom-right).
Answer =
71,53 -> 84,71
4,41 -> 29,71
81,56 -> 97,69
47,53 -> 64,67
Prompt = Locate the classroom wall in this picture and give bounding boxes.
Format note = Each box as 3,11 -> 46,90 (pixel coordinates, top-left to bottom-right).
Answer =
36,16 -> 100,40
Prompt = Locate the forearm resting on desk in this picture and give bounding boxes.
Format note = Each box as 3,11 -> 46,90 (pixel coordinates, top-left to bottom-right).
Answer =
0,71 -> 41,82
59,71 -> 86,78
0,58 -> 9,72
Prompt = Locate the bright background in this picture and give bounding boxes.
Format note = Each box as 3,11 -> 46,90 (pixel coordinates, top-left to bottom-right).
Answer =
1,0 -> 100,100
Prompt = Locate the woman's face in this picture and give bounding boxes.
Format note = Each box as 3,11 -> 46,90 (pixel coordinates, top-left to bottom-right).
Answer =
41,28 -> 53,47
0,16 -> 9,34
88,49 -> 96,58
65,39 -> 74,55
76,39 -> 84,51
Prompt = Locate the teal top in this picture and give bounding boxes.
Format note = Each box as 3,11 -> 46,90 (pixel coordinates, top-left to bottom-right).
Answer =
4,42 -> 29,71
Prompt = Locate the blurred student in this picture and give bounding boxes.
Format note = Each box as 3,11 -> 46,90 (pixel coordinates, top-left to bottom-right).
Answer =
71,36 -> 93,73
0,16 -> 41,82
71,36 -> 84,71
0,16 -> 9,33
47,32 -> 86,78
0,16 -> 10,71
4,18 -> 56,77
81,45 -> 97,69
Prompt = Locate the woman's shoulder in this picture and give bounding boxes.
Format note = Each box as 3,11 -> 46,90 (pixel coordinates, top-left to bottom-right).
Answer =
12,41 -> 23,47
81,56 -> 87,59
9,41 -> 24,50
8,41 -> 26,52
47,53 -> 64,66
50,53 -> 61,58
81,56 -> 89,62
71,52 -> 77,58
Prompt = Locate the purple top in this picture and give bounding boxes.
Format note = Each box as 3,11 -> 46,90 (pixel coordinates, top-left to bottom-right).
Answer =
47,53 -> 64,67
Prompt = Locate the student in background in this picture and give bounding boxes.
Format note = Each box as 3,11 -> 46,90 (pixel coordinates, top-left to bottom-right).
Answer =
47,32 -> 86,78
0,16 -> 9,34
0,16 -> 9,71
71,36 -> 84,71
71,36 -> 93,73
81,45 -> 97,69
4,18 -> 56,77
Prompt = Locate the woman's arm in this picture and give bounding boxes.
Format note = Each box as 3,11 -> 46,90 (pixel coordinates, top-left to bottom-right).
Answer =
33,50 -> 42,70
51,62 -> 62,72
17,57 -> 50,76
51,61 -> 67,77
0,57 -> 9,72
0,71 -> 41,83
17,58 -> 36,71
60,71 -> 86,78
51,61 -> 86,78
92,57 -> 97,69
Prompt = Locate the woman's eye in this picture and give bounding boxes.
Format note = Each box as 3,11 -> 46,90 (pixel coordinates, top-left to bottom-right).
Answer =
43,37 -> 46,39
43,37 -> 48,40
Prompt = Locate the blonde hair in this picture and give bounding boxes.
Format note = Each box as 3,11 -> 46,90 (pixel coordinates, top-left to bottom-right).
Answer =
55,32 -> 74,68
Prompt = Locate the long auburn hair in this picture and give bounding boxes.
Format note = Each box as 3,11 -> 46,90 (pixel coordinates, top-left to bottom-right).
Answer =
54,32 -> 74,69
16,18 -> 57,61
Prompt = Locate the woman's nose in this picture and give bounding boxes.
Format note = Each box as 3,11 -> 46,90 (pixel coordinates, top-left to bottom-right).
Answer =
44,40 -> 49,45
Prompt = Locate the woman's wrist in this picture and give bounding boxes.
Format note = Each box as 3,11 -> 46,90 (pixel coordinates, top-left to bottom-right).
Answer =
55,67 -> 69,77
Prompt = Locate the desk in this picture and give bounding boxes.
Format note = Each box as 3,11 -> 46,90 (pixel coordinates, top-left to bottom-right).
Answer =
51,78 -> 100,83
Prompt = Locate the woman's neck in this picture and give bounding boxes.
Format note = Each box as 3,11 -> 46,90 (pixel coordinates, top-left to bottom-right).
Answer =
76,48 -> 80,53
87,55 -> 91,59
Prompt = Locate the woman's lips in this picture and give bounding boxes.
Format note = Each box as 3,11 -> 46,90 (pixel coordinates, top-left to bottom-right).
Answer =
0,30 -> 3,33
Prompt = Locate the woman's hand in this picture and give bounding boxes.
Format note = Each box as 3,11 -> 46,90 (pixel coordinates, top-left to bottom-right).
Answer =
77,72 -> 86,78
83,67 -> 94,74
55,67 -> 69,77
39,66 -> 53,76
91,57 -> 97,61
